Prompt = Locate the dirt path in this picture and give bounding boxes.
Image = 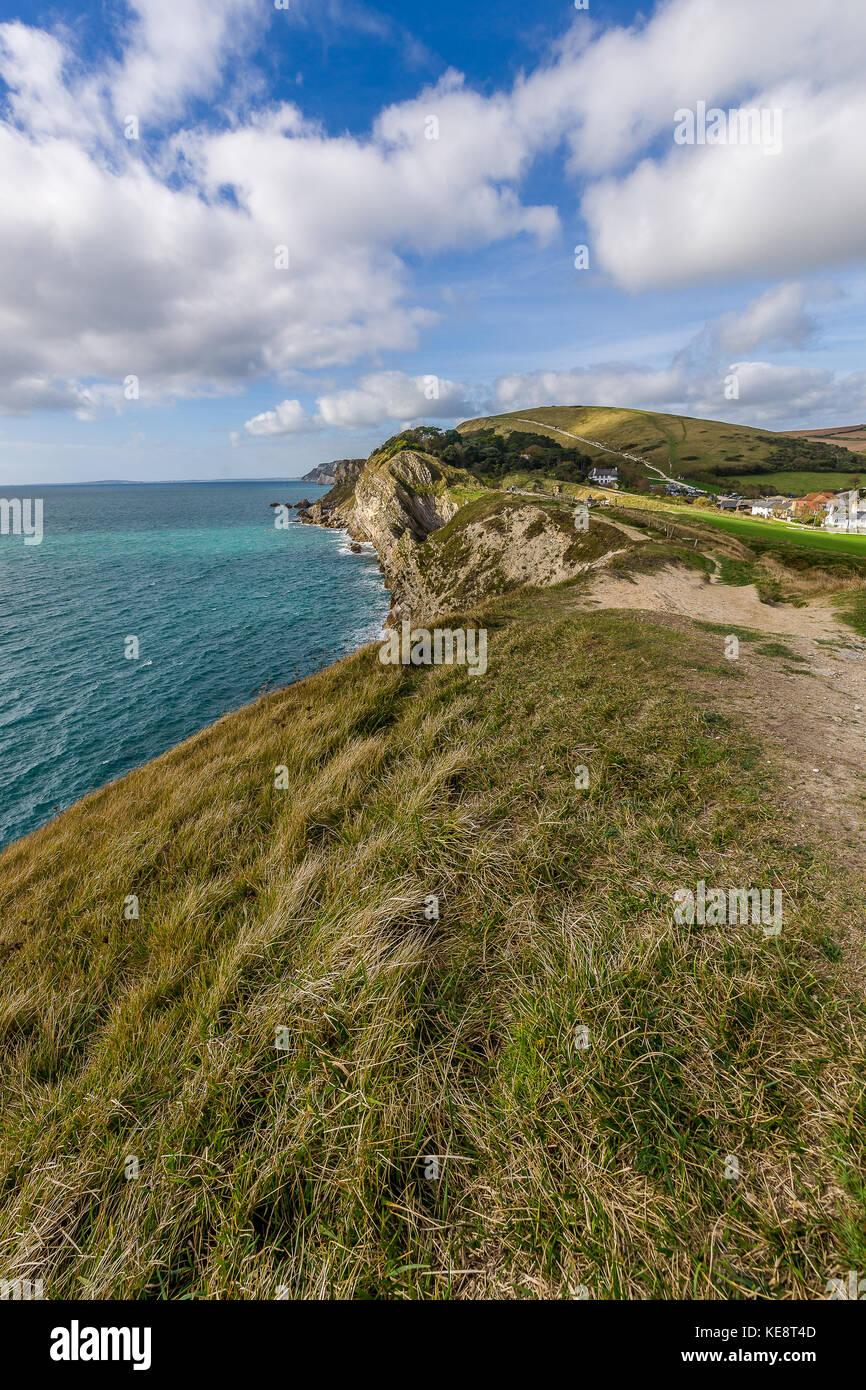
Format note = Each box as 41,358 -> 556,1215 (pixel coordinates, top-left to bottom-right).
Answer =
594,514 -> 648,543
582,562 -> 846,639
573,560 -> 866,869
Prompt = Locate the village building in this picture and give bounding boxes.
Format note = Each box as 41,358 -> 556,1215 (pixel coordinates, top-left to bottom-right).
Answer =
791,490 -> 836,519
750,495 -> 790,517
824,490 -> 866,533
587,464 -> 618,486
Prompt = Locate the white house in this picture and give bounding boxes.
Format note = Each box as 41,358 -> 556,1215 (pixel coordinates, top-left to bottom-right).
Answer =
750,496 -> 788,518
587,464 -> 618,486
824,490 -> 866,533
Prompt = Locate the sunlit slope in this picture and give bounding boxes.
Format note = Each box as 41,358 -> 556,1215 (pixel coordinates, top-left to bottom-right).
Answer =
458,405 -> 849,481
0,582 -> 862,1299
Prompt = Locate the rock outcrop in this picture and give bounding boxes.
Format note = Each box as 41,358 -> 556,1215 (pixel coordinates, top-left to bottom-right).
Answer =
300,458 -> 365,486
302,447 -> 628,624
300,449 -> 465,621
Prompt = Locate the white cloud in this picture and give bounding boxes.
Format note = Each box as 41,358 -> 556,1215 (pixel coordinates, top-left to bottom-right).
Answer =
241,283 -> 865,436
583,81 -> 866,290
1,0 -> 866,424
494,364 -> 683,414
244,398 -> 310,436
0,16 -> 557,416
110,0 -> 263,125
492,282 -> 866,428
692,362 -> 866,426
708,282 -> 836,357
315,371 -> 473,429
243,371 -> 474,436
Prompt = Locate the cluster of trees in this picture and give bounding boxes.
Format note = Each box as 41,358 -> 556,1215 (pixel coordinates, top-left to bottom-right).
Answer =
377,425 -> 594,483
754,435 -> 857,474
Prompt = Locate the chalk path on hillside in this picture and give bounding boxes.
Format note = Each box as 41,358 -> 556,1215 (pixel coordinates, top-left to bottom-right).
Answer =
512,416 -> 680,485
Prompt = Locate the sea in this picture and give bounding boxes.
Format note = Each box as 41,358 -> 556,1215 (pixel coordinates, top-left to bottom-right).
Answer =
0,481 -> 388,849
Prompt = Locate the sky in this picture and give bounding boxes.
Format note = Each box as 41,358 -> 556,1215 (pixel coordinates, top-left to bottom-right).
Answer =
0,0 -> 864,482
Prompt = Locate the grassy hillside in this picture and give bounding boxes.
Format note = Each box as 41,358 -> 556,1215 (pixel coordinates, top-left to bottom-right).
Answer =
1,580 -> 863,1299
730,470 -> 863,496
459,406 -> 855,488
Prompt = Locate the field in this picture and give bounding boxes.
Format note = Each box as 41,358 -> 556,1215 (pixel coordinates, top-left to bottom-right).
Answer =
682,508 -> 866,557
713,471 -> 863,496
785,426 -> 866,455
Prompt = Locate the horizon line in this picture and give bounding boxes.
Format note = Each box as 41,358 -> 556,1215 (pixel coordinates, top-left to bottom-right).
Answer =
0,477 -> 329,488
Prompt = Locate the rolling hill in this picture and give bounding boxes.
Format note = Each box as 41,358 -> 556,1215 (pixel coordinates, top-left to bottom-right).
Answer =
458,405 -> 856,492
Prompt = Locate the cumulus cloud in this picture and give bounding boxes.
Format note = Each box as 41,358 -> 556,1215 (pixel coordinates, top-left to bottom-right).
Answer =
583,82 -> 866,290
241,282 -> 865,437
561,0 -> 866,289
243,371 -> 474,436
1,0 -> 865,422
244,398 -> 310,437
491,356 -> 866,429
491,282 -> 866,428
0,10 -> 556,416
315,371 -> 474,429
494,364 -> 682,414
110,0 -> 262,125
708,282 -> 837,357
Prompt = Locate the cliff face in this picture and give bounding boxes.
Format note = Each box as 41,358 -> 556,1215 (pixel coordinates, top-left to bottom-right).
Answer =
301,448 -> 627,624
301,449 -> 466,622
300,458 -> 365,486
408,498 -> 627,617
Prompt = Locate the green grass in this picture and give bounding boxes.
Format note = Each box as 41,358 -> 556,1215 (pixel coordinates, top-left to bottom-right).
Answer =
713,471 -> 863,497
754,641 -> 809,662
833,591 -> 866,638
693,621 -> 760,643
718,558 -> 784,604
0,589 -> 863,1300
459,405 -> 854,485
683,509 -> 866,557
605,541 -> 714,580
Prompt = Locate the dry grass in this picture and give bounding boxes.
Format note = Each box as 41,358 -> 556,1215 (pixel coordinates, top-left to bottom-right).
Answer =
0,591 -> 863,1299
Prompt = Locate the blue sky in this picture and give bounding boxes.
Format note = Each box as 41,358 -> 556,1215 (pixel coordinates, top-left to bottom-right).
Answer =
0,0 -> 864,481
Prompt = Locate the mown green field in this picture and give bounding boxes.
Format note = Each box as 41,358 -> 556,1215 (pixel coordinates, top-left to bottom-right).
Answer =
682,509 -> 866,556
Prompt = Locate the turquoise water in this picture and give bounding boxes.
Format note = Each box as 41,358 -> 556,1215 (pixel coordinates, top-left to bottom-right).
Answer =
0,482 -> 388,849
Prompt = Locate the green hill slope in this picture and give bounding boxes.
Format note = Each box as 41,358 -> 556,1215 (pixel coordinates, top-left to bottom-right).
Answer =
0,581 -> 863,1299
459,405 -> 855,487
